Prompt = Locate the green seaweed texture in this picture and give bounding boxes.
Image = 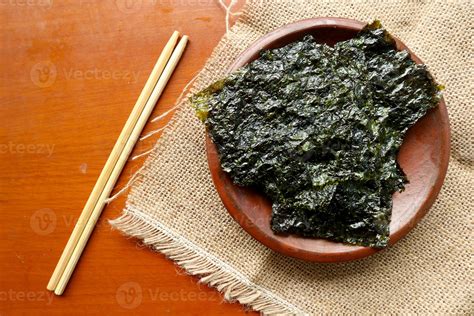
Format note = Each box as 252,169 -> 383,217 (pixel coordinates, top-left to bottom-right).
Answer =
192,21 -> 442,248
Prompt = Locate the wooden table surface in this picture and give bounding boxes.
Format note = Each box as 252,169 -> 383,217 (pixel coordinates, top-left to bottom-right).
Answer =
0,1 -> 255,314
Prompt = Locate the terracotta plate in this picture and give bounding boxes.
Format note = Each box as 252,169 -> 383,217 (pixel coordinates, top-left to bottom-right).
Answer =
206,18 -> 450,262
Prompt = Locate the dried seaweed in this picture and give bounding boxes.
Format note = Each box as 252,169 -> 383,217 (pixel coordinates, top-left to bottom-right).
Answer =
192,21 -> 442,247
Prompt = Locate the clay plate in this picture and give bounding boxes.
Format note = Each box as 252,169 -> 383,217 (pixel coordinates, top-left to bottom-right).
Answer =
206,18 -> 450,262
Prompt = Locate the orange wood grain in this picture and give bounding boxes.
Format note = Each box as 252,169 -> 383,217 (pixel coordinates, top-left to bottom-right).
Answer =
0,1 -> 255,314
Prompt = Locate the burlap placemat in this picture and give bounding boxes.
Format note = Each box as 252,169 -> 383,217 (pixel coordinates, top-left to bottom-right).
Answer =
111,0 -> 473,314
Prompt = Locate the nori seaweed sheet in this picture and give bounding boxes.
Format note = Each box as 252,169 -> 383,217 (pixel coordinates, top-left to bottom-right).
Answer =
192,21 -> 442,248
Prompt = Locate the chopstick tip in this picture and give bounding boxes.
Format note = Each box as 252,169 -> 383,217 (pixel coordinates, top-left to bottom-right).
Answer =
54,287 -> 64,296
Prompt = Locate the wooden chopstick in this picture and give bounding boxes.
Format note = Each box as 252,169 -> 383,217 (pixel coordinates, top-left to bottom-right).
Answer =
47,31 -> 182,293
53,35 -> 189,296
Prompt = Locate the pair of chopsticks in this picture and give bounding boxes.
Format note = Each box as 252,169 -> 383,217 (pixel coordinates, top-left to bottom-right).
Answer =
47,31 -> 189,295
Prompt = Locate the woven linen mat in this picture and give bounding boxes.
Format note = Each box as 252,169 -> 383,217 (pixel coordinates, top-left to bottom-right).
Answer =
111,0 -> 473,314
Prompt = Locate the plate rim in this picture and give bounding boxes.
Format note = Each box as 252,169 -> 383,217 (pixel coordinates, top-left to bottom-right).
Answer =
206,17 -> 451,262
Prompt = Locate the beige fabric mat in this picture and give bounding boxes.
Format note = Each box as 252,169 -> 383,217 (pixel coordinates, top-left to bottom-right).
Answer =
111,0 -> 473,314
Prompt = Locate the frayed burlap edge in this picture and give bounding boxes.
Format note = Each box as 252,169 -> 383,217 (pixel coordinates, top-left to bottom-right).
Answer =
110,206 -> 305,315
108,6 -> 307,314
